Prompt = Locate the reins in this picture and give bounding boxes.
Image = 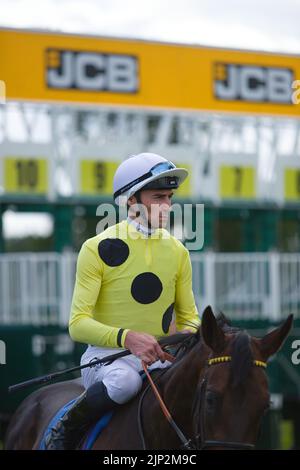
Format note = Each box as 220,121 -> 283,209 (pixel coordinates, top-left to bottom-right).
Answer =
141,352 -> 196,450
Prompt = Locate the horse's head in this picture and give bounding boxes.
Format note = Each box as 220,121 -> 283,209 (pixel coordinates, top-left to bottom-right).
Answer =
194,306 -> 293,450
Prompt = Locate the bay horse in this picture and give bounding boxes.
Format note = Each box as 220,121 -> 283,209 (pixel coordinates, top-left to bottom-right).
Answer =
5,306 -> 293,450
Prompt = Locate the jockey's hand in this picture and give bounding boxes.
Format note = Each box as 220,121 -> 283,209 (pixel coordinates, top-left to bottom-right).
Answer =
124,331 -> 166,366
180,329 -> 193,334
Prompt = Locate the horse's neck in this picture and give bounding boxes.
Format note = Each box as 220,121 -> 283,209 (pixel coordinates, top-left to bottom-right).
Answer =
158,341 -> 208,421
141,342 -> 208,447
165,341 -> 207,393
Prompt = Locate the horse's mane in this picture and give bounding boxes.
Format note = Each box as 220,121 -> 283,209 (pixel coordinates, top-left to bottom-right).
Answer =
230,331 -> 253,388
159,312 -> 253,386
217,314 -> 253,387
158,312 -> 232,353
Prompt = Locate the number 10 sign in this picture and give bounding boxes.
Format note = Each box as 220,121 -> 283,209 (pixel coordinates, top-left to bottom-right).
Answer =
0,142 -> 53,199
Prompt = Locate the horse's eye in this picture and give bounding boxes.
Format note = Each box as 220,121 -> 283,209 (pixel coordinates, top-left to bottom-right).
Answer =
263,401 -> 271,414
260,399 -> 271,416
206,391 -> 218,411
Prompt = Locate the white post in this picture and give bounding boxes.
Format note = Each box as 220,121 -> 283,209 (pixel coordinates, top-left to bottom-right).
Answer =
269,252 -> 281,321
60,253 -> 69,327
204,251 -> 216,312
60,251 -> 76,327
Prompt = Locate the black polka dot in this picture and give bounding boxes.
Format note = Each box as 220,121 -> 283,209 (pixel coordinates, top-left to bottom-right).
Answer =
98,238 -> 129,267
131,272 -> 163,304
162,303 -> 175,333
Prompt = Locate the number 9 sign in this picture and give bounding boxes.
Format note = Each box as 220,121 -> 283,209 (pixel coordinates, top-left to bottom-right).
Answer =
80,160 -> 119,196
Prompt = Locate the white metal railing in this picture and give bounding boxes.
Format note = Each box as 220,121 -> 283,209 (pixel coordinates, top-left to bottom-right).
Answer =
190,252 -> 299,321
0,252 -> 299,326
0,252 -> 77,326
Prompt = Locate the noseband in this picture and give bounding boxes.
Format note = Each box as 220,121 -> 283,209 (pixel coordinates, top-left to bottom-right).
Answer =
193,355 -> 267,450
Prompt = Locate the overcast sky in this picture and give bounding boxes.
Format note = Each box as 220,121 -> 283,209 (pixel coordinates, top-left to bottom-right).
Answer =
1,0 -> 300,238
1,0 -> 300,54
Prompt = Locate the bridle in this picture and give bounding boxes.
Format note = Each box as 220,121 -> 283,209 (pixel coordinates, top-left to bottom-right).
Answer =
193,355 -> 267,450
138,352 -> 267,450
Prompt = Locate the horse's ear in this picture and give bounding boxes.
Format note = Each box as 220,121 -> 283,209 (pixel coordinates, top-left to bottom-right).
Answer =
201,305 -> 225,353
258,314 -> 293,361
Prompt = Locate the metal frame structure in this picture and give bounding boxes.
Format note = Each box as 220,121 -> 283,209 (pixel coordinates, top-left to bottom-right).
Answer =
1,101 -> 300,204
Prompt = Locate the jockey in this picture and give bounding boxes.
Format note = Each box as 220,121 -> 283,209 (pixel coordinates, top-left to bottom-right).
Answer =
45,152 -> 200,450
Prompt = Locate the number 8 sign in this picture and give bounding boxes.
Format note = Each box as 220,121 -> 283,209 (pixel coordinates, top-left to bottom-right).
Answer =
219,165 -> 256,199
284,168 -> 300,201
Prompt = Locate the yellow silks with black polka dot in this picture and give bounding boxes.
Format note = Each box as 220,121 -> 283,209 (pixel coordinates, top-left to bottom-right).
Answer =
69,220 -> 200,348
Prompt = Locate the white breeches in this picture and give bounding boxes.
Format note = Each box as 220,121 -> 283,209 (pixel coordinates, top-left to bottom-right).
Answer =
80,345 -> 172,405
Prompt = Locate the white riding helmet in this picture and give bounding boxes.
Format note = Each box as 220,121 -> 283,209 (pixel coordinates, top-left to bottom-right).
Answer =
113,153 -> 188,205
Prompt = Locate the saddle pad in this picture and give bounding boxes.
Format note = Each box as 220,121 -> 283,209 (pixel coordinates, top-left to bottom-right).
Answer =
81,411 -> 114,450
39,398 -> 113,450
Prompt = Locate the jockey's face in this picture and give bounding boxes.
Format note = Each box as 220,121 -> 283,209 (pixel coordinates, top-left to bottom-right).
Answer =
128,189 -> 174,228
